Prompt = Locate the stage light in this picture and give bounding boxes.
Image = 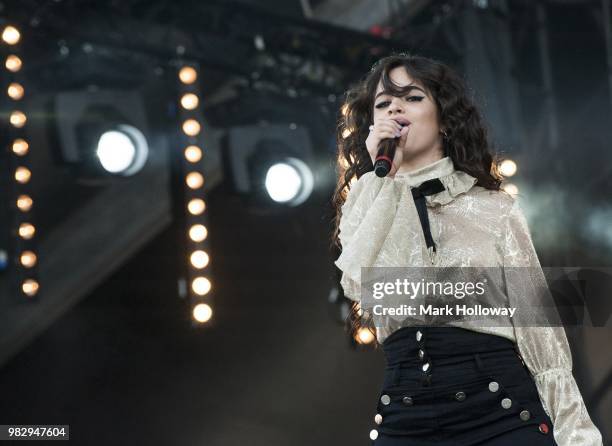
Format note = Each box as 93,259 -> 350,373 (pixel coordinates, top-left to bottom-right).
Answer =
186,172 -> 204,189
15,166 -> 31,184
192,303 -> 212,323
355,327 -> 375,344
502,182 -> 519,196
20,251 -> 37,268
96,131 -> 135,173
182,119 -> 201,136
16,194 -> 33,212
184,145 -> 202,163
94,125 -> 148,176
179,66 -> 197,84
2,26 -> 20,45
187,198 -> 205,215
5,55 -> 22,72
12,139 -> 28,156
22,279 -> 39,296
55,92 -> 151,178
499,159 -> 517,177
18,223 -> 35,239
180,93 -> 199,110
10,111 -> 26,127
265,163 -> 301,203
227,125 -> 316,208
188,224 -> 207,242
263,158 -> 314,205
192,277 -> 211,296
190,250 -> 209,269
8,82 -> 24,100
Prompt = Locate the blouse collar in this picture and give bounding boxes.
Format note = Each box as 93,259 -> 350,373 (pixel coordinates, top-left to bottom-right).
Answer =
393,156 -> 478,206
393,156 -> 455,186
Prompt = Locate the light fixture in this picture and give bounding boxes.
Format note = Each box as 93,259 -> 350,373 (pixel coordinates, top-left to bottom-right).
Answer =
186,172 -> 204,189
499,159 -> 517,177
10,111 -> 26,127
5,55 -> 22,72
16,194 -> 33,212
18,223 -> 35,239
188,224 -> 208,242
8,82 -> 24,100
192,303 -> 212,323
187,198 -> 206,215
94,127 -> 149,175
263,157 -> 314,206
12,138 -> 28,156
182,119 -> 201,136
55,91 -> 151,179
184,145 -> 202,163
22,279 -> 39,297
192,277 -> 211,296
179,67 -> 197,84
2,26 -> 20,45
15,166 -> 31,184
190,250 -> 209,269
180,93 -> 199,110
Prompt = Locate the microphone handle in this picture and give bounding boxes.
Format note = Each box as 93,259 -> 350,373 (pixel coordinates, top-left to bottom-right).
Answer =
373,139 -> 397,178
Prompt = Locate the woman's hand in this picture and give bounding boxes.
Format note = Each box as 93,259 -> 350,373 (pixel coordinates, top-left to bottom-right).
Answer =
365,118 -> 410,177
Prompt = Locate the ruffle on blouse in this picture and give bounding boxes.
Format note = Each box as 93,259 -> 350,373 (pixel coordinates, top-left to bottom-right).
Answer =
334,160 -> 477,302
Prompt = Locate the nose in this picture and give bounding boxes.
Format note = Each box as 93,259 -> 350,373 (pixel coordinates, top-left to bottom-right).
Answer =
387,97 -> 404,114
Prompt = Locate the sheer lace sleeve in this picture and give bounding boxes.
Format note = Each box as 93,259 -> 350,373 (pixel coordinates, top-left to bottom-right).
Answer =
334,172 -> 400,302
501,197 -> 603,446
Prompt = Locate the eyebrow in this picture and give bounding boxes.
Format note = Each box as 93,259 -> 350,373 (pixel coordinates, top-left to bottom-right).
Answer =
375,85 -> 426,100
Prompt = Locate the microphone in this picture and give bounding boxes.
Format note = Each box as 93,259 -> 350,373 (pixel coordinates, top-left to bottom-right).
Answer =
373,133 -> 400,178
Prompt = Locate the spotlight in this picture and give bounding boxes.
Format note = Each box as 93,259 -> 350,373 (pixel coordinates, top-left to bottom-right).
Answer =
76,111 -> 149,177
264,159 -> 313,204
54,90 -> 150,179
227,125 -> 316,208
95,127 -> 147,175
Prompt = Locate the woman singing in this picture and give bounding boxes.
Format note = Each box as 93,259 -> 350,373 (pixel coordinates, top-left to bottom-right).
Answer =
332,54 -> 603,445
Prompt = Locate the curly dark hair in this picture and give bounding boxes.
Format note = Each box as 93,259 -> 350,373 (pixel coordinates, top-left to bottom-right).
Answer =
331,53 -> 504,346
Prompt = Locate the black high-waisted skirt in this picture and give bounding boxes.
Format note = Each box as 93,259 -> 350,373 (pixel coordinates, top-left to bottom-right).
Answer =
369,326 -> 558,446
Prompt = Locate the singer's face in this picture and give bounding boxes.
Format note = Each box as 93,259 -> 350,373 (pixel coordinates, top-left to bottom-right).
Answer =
373,66 -> 443,157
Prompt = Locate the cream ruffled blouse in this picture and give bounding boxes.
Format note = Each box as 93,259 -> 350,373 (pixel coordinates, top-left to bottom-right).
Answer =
334,156 -> 603,446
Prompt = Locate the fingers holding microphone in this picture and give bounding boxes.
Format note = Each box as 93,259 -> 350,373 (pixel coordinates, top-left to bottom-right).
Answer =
365,117 -> 408,177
